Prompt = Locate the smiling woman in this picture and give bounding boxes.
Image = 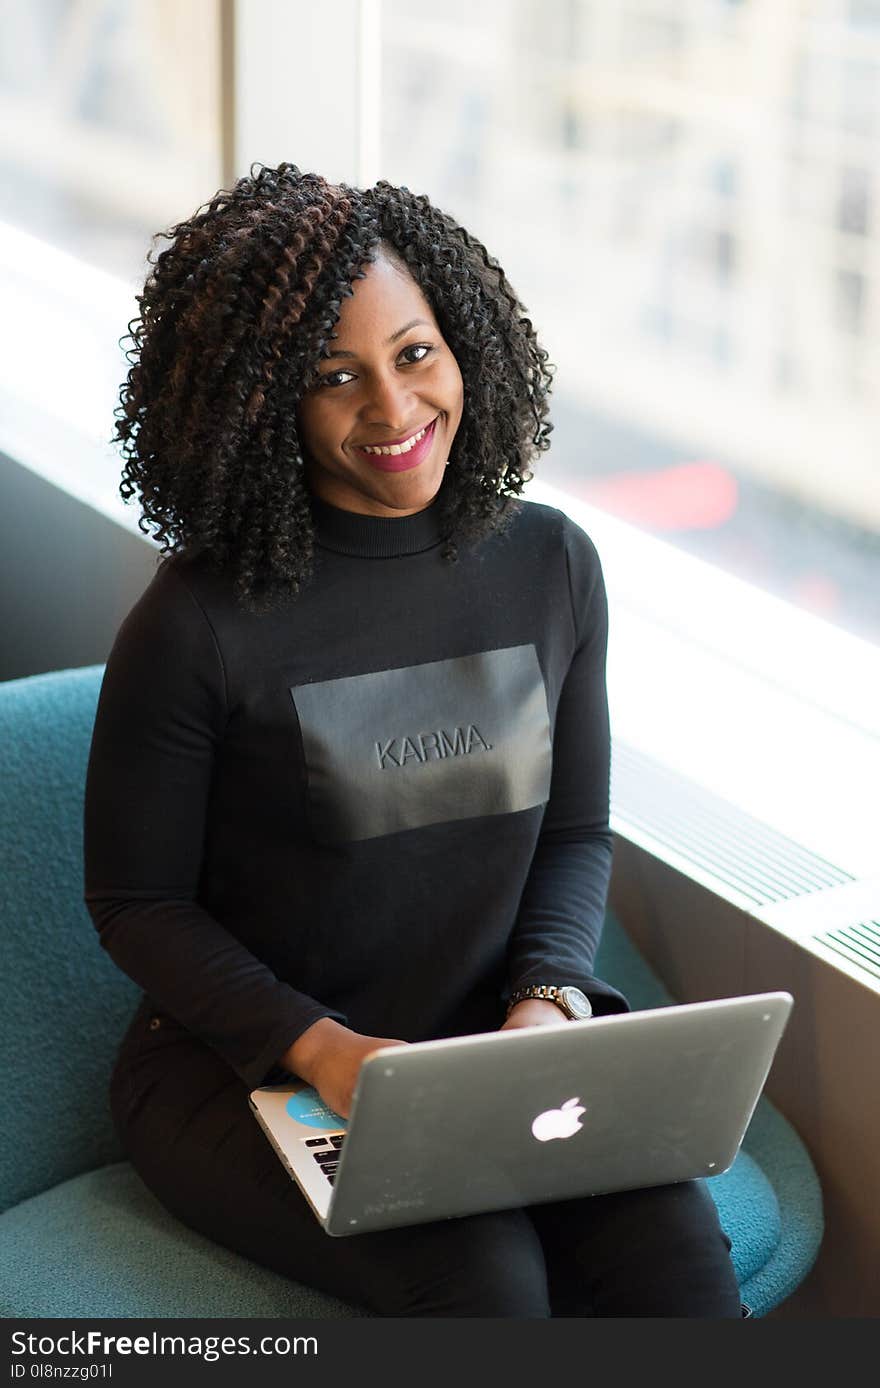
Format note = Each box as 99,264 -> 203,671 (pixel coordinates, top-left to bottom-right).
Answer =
296,249 -> 464,515
111,162 -> 552,613
85,160 -> 744,1320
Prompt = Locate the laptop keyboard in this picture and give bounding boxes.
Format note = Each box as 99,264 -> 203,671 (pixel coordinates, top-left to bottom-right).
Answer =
305,1133 -> 345,1185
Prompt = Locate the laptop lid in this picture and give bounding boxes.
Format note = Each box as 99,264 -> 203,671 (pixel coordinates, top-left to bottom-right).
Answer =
252,991 -> 792,1237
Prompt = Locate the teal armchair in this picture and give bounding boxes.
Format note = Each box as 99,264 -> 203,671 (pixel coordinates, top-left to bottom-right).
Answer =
0,665 -> 823,1317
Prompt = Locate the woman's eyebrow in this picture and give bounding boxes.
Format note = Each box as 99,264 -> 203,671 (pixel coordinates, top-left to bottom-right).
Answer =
322,318 -> 432,360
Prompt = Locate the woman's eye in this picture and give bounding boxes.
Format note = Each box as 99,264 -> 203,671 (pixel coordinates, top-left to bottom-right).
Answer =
401,343 -> 434,365
316,343 -> 434,389
318,369 -> 356,389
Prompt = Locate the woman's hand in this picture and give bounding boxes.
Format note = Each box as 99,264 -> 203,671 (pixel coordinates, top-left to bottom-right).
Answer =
280,1018 -> 408,1120
312,1030 -> 409,1120
499,999 -> 570,1031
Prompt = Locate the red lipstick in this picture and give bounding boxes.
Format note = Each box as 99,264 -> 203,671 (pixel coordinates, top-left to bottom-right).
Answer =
353,417 -> 439,473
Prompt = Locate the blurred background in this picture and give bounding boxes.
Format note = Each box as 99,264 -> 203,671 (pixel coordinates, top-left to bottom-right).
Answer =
1,0 -> 877,659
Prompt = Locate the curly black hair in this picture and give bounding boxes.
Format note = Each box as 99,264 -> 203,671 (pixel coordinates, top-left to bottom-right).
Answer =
112,161 -> 555,613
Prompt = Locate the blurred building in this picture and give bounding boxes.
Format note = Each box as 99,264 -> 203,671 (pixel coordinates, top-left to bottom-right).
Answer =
381,0 -> 879,535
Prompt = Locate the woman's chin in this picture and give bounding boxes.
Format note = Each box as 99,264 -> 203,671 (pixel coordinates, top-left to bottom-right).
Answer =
364,461 -> 447,511
305,449 -> 449,516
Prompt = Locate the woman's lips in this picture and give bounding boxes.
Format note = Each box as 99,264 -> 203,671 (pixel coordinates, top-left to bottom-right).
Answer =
353,416 -> 439,473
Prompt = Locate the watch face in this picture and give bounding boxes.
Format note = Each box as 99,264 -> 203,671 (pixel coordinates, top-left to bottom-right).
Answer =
560,986 -> 592,1019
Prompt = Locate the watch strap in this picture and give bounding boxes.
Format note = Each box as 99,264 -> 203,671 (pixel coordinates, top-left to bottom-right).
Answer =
506,984 -> 588,1018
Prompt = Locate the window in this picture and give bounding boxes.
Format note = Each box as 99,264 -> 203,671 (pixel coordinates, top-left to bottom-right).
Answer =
376,0 -> 879,649
0,0 -> 224,520
0,0 -> 223,279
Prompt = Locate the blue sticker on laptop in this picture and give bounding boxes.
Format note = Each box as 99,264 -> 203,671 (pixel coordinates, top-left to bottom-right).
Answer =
286,1087 -> 346,1129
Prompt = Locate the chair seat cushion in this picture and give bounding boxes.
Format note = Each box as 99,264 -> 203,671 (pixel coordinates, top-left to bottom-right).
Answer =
705,1149 -> 780,1280
1,1153 -> 779,1318
0,1163 -> 370,1318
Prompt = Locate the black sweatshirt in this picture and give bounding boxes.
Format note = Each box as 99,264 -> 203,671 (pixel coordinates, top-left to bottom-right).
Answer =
83,482 -> 630,1093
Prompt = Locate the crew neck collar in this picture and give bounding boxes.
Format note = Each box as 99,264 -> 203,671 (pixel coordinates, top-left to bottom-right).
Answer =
308,479 -> 450,558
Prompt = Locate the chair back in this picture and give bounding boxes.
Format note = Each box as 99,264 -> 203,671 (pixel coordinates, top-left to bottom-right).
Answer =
0,664 -> 138,1212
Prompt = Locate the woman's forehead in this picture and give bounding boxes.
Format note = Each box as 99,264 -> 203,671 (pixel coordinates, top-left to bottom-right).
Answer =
333,254 -> 436,336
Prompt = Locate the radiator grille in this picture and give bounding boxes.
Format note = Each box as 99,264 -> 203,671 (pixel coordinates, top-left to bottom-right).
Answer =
814,921 -> 880,981
611,740 -> 854,907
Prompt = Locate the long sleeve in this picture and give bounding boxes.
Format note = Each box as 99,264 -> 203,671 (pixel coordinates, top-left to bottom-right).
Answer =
504,519 -> 630,1017
83,562 -> 347,1091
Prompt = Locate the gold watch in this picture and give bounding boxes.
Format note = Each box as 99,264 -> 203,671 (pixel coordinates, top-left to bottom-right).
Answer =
505,984 -> 593,1020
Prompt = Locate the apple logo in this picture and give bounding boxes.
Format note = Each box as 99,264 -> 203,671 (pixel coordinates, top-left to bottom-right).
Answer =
531,1097 -> 586,1142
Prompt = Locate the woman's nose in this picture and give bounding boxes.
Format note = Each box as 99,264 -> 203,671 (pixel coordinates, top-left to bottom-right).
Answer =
361,372 -> 414,430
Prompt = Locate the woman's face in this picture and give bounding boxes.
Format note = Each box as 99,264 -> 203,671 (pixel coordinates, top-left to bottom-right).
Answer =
296,251 -> 465,517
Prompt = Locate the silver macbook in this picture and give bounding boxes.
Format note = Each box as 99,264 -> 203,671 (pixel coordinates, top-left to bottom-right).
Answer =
249,991 -> 793,1237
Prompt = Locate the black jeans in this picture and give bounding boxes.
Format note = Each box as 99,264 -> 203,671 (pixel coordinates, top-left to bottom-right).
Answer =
109,1003 -> 747,1319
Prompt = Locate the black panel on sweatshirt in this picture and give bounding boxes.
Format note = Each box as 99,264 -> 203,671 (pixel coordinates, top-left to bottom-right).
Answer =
291,643 -> 552,842
83,477 -> 630,1092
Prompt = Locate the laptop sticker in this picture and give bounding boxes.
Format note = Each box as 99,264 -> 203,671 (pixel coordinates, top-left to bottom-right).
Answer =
286,1087 -> 346,1129
291,644 -> 552,843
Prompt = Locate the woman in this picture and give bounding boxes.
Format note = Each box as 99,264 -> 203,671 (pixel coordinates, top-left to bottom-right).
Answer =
84,161 -> 744,1317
